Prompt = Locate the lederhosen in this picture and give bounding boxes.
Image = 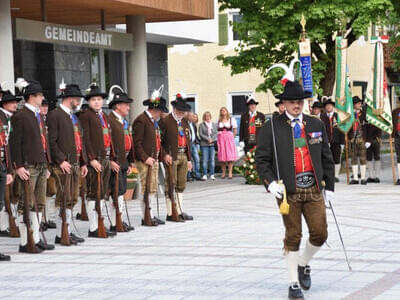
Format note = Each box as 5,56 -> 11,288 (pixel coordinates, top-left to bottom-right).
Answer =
350,111 -> 366,166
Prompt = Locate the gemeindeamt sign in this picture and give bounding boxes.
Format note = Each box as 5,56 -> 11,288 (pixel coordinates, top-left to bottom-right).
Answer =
14,18 -> 133,51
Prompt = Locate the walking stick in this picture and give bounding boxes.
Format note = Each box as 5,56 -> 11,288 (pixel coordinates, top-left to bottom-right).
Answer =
345,133 -> 350,184
389,137 -> 397,185
324,192 -> 352,271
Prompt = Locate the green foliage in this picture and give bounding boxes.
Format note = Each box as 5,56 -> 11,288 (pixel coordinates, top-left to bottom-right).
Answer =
217,0 -> 398,95
241,147 -> 262,185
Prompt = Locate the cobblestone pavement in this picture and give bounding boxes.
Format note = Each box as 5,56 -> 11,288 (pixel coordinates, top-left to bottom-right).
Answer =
0,160 -> 399,299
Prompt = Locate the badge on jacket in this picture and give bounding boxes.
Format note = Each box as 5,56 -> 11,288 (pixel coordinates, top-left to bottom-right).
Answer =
308,131 -> 322,144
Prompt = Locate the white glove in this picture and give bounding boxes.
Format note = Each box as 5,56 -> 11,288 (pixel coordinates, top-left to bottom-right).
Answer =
324,190 -> 334,208
239,141 -> 245,149
340,144 -> 344,152
268,181 -> 284,199
365,142 -> 371,149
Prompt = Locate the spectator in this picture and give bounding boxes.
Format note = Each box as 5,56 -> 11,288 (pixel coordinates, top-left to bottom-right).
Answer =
187,112 -> 201,181
217,107 -> 238,179
199,111 -> 217,180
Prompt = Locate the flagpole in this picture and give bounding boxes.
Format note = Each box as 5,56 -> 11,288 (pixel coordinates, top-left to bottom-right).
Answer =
345,133 -> 350,184
389,137 -> 397,185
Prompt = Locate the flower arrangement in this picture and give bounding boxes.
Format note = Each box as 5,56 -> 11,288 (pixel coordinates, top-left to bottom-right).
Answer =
241,147 -> 261,185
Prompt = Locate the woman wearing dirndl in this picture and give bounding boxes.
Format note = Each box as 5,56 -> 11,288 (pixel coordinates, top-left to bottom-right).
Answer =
217,107 -> 237,179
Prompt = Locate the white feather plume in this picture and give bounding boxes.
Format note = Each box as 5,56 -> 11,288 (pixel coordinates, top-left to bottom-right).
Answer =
108,85 -> 124,102
15,78 -> 29,93
151,84 -> 164,101
85,82 -> 98,93
266,58 -> 301,85
0,81 -> 14,93
59,78 -> 66,91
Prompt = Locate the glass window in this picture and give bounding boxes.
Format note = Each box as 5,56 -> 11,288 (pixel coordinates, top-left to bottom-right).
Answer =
232,14 -> 248,41
231,94 -> 248,115
186,97 -> 196,112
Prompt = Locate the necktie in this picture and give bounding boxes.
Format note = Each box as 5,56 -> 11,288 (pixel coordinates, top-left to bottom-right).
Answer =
123,119 -> 128,130
293,119 -> 301,139
178,121 -> 184,137
154,120 -> 159,129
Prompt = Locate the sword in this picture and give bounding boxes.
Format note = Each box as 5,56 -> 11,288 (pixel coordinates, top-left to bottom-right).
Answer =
323,190 -> 352,271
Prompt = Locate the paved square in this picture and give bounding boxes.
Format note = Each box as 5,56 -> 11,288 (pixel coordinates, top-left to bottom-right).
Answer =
0,157 -> 399,299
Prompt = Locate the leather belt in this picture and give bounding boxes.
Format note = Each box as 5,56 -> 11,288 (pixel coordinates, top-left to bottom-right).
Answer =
296,171 -> 315,189
177,147 -> 187,153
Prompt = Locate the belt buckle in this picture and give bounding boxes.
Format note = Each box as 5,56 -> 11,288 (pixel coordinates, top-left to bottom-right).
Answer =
296,172 -> 315,189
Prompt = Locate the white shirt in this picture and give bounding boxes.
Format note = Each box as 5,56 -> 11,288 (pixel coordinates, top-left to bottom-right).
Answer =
218,118 -> 237,129
285,112 -> 303,128
112,110 -> 124,124
188,122 -> 196,143
25,103 -> 40,114
0,108 -> 12,119
249,111 -> 256,118
327,112 -> 334,118
60,104 -> 72,117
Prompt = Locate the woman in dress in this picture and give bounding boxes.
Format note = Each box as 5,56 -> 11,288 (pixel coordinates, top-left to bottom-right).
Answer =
217,107 -> 238,179
198,111 -> 218,181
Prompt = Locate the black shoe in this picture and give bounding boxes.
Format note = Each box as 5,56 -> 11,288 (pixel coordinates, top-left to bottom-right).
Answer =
288,284 -> 304,300
349,179 -> 359,185
361,179 -> 367,185
88,229 -> 99,238
153,217 -> 165,225
109,225 -> 117,233
0,253 -> 10,261
194,176 -> 201,181
106,229 -> 117,237
46,220 -> 57,229
19,244 -> 43,253
180,212 -> 193,221
166,215 -> 184,222
40,222 -> 48,231
141,219 -> 158,226
70,233 -> 85,243
367,177 -> 375,183
374,177 -> 380,183
0,229 -> 10,237
123,222 -> 134,231
36,240 -> 55,251
298,265 -> 311,290
54,235 -> 77,245
76,213 -> 81,220
396,179 -> 400,185
335,177 -> 339,183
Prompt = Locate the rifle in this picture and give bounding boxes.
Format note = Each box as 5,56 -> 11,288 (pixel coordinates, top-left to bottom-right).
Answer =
96,170 -> 107,238
143,165 -> 154,226
23,180 -> 40,253
113,170 -> 125,232
60,173 -> 71,246
5,184 -> 19,237
78,177 -> 88,221
166,163 -> 183,222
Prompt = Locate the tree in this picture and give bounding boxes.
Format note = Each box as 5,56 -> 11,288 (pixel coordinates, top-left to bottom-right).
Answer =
217,0 -> 399,96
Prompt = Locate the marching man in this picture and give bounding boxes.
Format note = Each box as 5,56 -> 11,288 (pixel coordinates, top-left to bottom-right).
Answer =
392,105 -> 400,185
256,81 -> 334,300
239,95 -> 265,153
133,86 -> 169,226
320,97 -> 345,182
47,82 -> 88,245
160,93 -> 193,221
107,86 -> 135,232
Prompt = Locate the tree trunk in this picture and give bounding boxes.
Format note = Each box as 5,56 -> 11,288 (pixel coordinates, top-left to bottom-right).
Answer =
320,60 -> 336,96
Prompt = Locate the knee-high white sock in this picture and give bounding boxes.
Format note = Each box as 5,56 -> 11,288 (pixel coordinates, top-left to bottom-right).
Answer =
0,207 -> 9,231
165,197 -> 172,216
108,201 -> 116,227
45,197 -> 56,221
118,195 -> 124,218
352,165 -> 359,180
66,209 -> 72,234
298,240 -> 321,267
397,163 -> 400,179
18,215 -> 27,246
87,201 -> 98,232
374,160 -> 381,178
177,193 -> 183,215
286,251 -> 299,284
334,164 -> 341,178
10,203 -> 18,218
360,165 -> 367,180
367,161 -> 374,178
30,211 -> 40,244
55,209 -> 62,238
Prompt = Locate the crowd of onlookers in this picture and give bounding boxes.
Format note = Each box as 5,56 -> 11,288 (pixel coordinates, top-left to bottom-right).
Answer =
186,107 -> 240,182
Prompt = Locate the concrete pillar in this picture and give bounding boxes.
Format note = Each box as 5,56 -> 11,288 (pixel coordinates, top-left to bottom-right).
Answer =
0,0 -> 15,93
126,15 -> 148,121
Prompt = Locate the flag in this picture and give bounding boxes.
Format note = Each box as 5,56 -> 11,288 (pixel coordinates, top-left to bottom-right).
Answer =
299,38 -> 313,114
333,36 -> 354,133
365,35 -> 393,134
